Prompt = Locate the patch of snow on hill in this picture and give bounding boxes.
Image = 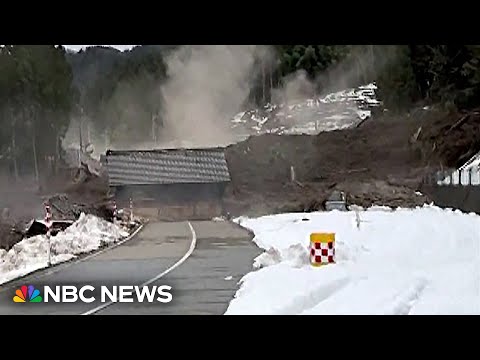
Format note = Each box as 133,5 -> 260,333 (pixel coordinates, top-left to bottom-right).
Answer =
230,83 -> 380,137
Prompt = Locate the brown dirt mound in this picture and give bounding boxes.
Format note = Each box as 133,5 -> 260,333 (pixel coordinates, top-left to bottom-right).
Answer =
414,108 -> 480,168
0,220 -> 24,252
39,162 -> 111,222
46,194 -> 113,222
224,107 -> 480,217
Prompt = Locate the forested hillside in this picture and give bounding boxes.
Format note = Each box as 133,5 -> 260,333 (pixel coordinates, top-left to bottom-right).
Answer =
2,44 -> 480,182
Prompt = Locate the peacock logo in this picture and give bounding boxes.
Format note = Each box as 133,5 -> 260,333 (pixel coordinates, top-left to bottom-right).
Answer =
13,285 -> 43,303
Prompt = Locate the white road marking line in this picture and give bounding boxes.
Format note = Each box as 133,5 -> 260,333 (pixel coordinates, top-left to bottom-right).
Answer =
81,221 -> 197,315
0,223 -> 145,294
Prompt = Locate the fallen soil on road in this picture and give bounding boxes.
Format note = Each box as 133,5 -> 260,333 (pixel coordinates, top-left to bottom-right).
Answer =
223,107 -> 480,217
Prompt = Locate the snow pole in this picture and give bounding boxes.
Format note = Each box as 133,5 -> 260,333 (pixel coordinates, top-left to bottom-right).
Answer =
112,199 -> 119,225
355,209 -> 361,229
113,199 -> 118,218
44,203 -> 53,267
44,204 -> 52,225
309,233 -> 336,267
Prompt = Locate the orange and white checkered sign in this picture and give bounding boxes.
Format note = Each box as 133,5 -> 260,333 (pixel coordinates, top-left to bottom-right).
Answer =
310,233 -> 335,266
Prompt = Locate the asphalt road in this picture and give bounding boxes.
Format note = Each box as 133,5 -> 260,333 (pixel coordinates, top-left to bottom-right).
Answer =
0,220 -> 260,315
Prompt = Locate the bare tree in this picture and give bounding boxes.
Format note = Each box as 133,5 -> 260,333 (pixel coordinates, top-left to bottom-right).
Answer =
261,59 -> 266,104
269,60 -> 274,103
31,117 -> 39,183
11,112 -> 19,180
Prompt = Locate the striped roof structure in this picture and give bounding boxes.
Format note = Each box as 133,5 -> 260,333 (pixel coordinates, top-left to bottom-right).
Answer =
104,148 -> 231,186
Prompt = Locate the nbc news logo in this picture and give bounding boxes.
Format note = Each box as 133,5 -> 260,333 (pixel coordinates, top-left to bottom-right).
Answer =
13,285 -> 43,303
13,284 -> 172,304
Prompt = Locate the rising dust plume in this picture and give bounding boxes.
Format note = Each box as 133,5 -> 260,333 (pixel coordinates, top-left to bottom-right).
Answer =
159,45 -> 274,148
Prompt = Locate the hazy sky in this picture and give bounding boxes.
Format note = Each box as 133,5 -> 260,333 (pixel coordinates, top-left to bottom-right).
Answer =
63,45 -> 137,52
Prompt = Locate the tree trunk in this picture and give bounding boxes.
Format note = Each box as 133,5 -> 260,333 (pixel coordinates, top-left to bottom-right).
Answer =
31,119 -> 39,183
86,121 -> 91,147
11,115 -> 19,180
261,61 -> 266,104
356,55 -> 364,85
79,117 -> 83,153
56,131 -> 60,174
369,45 -> 375,78
269,61 -> 274,103
104,129 -> 109,151
152,114 -> 157,143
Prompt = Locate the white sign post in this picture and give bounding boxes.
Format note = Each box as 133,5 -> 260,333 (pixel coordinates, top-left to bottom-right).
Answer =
44,204 -> 53,267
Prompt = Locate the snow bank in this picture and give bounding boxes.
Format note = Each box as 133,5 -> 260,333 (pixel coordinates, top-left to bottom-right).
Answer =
0,213 -> 129,285
227,206 -> 480,315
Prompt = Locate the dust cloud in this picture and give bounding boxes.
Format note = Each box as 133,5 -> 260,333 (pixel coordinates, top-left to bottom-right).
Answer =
271,70 -> 315,105
159,45 -> 274,148
0,175 -> 44,221
273,45 -> 401,104
60,45 -> 276,153
61,45 -> 401,155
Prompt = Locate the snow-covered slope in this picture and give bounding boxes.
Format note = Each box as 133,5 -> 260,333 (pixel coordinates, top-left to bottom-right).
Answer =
0,214 -> 129,285
226,206 -> 480,315
230,83 -> 380,138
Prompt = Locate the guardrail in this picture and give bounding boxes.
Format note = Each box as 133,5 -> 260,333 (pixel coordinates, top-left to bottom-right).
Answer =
422,167 -> 480,187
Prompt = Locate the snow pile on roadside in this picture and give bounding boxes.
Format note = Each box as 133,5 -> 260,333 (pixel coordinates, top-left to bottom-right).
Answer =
0,213 -> 129,285
51,213 -> 129,255
253,244 -> 309,269
227,206 -> 480,315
